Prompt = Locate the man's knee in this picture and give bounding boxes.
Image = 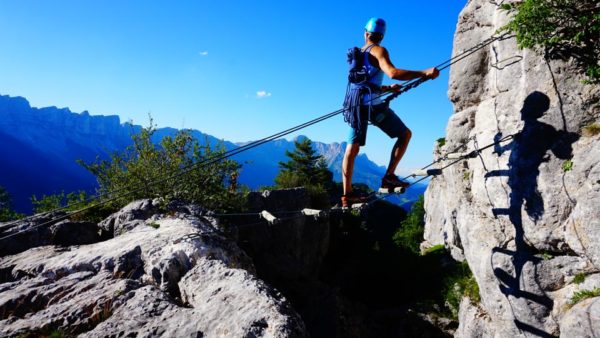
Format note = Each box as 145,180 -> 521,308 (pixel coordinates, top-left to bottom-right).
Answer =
404,128 -> 412,141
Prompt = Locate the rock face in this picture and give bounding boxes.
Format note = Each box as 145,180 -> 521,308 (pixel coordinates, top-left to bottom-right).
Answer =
0,199 -> 307,337
0,213 -> 104,256
423,1 -> 600,337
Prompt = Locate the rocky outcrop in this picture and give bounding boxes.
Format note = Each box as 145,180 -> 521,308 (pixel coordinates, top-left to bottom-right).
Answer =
0,212 -> 104,256
241,188 -> 330,282
423,1 -> 600,337
0,199 -> 307,337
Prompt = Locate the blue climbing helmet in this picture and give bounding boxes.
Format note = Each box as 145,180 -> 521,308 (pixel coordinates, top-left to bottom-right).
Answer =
364,17 -> 386,35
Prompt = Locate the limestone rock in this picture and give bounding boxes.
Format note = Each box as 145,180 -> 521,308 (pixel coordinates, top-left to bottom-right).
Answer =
98,198 -> 163,236
0,212 -> 67,256
0,200 -> 307,337
50,220 -> 101,246
559,297 -> 600,338
240,188 -> 330,282
423,0 -> 600,336
247,188 -> 311,213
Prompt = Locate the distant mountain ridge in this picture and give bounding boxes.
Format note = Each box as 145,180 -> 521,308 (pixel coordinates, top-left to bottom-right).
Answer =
0,94 -> 425,213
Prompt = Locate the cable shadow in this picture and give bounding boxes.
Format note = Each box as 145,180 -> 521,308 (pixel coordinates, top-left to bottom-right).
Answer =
488,91 -> 579,336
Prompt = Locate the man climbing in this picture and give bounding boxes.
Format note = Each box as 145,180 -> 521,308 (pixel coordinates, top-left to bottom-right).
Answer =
341,17 -> 440,207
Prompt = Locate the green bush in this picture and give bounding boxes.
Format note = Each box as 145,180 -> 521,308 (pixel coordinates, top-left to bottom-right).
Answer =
501,0 -> 600,83
0,186 -> 23,222
443,262 -> 480,319
393,195 -> 425,254
31,190 -> 89,214
79,119 -> 244,213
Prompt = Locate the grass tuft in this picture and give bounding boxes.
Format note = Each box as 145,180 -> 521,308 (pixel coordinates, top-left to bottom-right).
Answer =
573,273 -> 586,285
582,123 -> 600,137
463,171 -> 471,180
423,244 -> 446,256
569,287 -> 600,307
562,160 -> 573,173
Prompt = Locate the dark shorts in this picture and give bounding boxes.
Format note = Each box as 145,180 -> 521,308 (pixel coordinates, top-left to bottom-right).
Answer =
347,104 -> 408,146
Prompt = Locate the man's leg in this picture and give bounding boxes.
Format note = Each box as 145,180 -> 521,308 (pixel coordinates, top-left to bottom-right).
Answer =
385,129 -> 412,176
342,143 -> 361,195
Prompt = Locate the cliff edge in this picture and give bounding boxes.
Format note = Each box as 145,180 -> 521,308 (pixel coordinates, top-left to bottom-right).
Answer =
423,1 -> 600,337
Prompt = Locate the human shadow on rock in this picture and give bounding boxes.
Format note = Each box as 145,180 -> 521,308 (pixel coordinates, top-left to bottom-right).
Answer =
487,91 -> 579,337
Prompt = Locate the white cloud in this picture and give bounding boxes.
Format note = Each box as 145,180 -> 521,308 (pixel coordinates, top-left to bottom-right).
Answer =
256,90 -> 272,99
199,51 -> 209,56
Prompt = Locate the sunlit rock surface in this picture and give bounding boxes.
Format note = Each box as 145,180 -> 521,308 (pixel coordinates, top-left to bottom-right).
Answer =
0,199 -> 306,337
423,0 -> 600,337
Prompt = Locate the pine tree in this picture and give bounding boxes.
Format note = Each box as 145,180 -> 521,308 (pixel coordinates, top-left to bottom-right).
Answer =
275,138 -> 332,189
274,138 -> 334,208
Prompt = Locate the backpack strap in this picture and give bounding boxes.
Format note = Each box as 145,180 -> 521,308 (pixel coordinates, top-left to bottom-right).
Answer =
361,44 -> 375,53
362,44 -> 377,74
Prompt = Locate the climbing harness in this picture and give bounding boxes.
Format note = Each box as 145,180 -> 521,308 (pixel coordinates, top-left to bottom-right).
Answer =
0,32 -> 515,240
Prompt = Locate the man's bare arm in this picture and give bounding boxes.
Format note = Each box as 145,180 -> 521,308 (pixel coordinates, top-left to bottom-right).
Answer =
371,45 -> 439,81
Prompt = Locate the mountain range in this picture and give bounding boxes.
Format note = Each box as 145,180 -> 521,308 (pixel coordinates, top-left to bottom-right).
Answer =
0,94 -> 426,213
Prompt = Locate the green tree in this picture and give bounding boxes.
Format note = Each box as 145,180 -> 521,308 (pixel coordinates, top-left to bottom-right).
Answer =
0,186 -> 22,221
31,190 -> 88,214
501,0 -> 600,83
393,194 -> 425,254
79,119 -> 243,212
275,138 -> 333,189
274,138 -> 335,208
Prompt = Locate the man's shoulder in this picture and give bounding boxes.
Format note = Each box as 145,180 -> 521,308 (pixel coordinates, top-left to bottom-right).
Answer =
368,44 -> 387,55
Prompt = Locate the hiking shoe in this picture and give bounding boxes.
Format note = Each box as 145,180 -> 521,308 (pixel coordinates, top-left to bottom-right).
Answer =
379,174 -> 409,193
341,193 -> 368,208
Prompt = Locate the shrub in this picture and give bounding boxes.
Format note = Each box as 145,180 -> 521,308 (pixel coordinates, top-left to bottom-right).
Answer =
0,186 -> 23,222
31,190 -> 88,214
393,195 -> 425,254
500,0 -> 600,83
79,119 -> 244,213
444,262 -> 480,319
436,137 -> 446,147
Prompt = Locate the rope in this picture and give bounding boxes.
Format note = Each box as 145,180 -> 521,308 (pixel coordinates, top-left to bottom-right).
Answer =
0,132 -> 517,242
383,31 -> 513,105
345,132 -> 517,209
0,32 -> 515,240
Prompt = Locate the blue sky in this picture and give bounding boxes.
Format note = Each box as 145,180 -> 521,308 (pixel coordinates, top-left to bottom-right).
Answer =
0,0 -> 467,174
